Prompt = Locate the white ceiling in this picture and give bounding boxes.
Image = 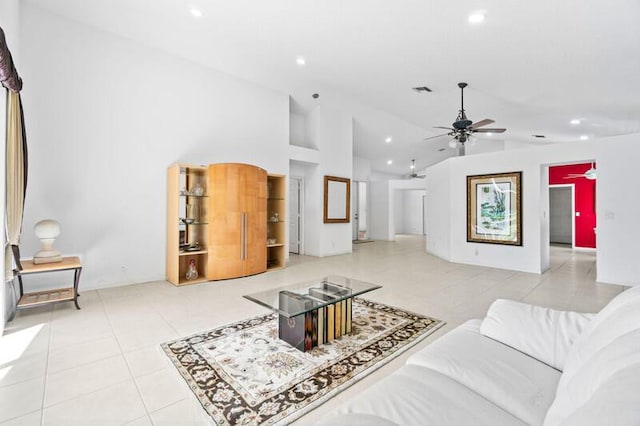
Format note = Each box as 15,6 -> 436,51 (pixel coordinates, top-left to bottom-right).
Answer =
25,0 -> 640,175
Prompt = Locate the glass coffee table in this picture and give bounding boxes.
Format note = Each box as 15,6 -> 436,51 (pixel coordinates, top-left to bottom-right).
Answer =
243,275 -> 382,352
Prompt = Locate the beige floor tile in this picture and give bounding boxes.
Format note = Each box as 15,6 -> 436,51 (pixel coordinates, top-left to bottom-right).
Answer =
0,378 -> 45,423
48,335 -> 122,374
125,415 -> 153,426
135,368 -> 191,413
124,345 -> 174,378
44,355 -> 131,407
0,410 -> 41,426
113,322 -> 179,353
42,381 -> 146,426
0,350 -> 47,388
149,398 -> 214,426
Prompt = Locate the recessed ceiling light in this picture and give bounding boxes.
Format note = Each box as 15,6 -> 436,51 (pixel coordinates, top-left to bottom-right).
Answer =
385,137 -> 392,143
486,132 -> 493,136
570,119 -> 581,125
190,7 -> 203,17
580,135 -> 589,140
468,12 -> 486,24
296,56 -> 306,66
387,160 -> 393,165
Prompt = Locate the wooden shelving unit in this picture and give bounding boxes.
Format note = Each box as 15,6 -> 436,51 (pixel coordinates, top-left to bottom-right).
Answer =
167,164 -> 286,285
166,163 -> 209,286
267,174 -> 286,270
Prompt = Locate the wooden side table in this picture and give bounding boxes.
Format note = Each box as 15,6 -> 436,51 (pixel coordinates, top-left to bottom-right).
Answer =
14,256 -> 82,310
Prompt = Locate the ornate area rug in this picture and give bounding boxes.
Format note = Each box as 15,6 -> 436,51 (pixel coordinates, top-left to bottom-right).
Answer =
161,298 -> 444,425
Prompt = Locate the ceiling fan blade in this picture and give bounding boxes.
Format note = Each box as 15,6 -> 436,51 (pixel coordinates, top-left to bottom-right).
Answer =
469,119 -> 495,129
424,133 -> 450,140
473,128 -> 506,133
433,126 -> 454,130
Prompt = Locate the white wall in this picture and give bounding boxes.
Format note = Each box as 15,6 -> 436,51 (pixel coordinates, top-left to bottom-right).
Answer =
370,179 -> 426,240
369,181 -> 389,240
594,134 -> 640,286
308,105 -> 353,256
393,192 -> 404,234
426,142 -> 597,274
400,190 -> 426,235
353,156 -> 371,182
425,160 -> 451,260
19,6 -> 289,290
0,0 -> 21,331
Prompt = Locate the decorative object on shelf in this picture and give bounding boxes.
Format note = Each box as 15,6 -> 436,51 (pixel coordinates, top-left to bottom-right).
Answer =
179,187 -> 187,196
180,218 -> 195,225
185,258 -> 199,280
191,183 -> 204,196
467,171 -> 522,246
186,204 -> 199,222
270,212 -> 279,223
33,219 -> 63,264
267,238 -> 277,245
184,244 -> 201,252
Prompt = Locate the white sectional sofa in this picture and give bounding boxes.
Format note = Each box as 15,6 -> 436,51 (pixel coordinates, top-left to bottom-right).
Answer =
319,285 -> 640,425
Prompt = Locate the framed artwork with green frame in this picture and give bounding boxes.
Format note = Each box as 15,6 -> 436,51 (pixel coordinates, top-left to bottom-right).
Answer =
467,171 -> 522,246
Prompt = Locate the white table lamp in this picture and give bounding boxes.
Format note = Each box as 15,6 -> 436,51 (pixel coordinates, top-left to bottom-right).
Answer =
33,219 -> 63,264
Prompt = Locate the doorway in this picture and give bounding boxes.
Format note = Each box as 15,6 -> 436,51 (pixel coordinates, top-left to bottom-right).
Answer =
549,184 -> 574,247
352,181 -> 368,241
289,177 -> 303,254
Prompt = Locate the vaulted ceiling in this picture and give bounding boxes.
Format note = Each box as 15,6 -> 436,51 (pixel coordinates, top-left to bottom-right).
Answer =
26,0 -> 640,175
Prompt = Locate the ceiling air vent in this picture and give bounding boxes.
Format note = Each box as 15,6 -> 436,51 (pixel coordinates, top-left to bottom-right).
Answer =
412,86 -> 432,93
532,134 -> 546,138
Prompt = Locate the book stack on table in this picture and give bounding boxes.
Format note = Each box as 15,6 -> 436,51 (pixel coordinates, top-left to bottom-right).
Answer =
278,283 -> 353,352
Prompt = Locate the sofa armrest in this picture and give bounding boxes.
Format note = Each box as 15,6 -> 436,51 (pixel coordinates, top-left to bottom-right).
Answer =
480,299 -> 593,371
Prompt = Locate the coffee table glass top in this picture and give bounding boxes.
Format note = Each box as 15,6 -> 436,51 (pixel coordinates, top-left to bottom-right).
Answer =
243,275 -> 382,318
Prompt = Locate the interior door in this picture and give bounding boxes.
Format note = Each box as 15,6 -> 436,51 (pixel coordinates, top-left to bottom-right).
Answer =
351,182 -> 359,240
289,178 -> 300,254
550,186 -> 573,245
357,181 -> 368,240
208,164 -> 244,280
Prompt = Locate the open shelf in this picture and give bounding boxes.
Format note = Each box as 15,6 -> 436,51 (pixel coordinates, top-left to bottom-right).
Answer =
17,288 -> 75,308
267,174 -> 286,272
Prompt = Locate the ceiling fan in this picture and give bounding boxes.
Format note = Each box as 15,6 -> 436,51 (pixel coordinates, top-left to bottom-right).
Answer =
564,163 -> 597,180
425,82 -> 506,155
409,159 -> 426,179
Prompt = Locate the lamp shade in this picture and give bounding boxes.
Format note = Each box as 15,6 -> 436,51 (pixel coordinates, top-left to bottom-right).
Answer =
34,219 -> 61,239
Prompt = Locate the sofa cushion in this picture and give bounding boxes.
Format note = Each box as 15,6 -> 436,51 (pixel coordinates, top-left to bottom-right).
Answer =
543,329 -> 640,426
318,364 -> 526,426
557,363 -> 640,426
407,320 -> 560,426
560,285 -> 640,384
480,299 -> 593,370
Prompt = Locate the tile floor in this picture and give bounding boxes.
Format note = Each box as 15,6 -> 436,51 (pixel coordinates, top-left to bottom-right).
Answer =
0,236 -> 625,425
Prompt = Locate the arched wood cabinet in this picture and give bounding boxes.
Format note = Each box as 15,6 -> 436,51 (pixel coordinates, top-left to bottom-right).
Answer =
207,163 -> 267,280
167,162 -> 284,285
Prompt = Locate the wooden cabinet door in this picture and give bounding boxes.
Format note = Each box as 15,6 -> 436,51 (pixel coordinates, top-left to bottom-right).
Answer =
207,163 -> 267,280
243,166 -> 267,276
208,164 -> 245,280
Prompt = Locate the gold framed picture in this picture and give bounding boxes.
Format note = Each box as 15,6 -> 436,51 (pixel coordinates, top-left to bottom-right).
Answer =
324,176 -> 351,223
467,171 -> 522,246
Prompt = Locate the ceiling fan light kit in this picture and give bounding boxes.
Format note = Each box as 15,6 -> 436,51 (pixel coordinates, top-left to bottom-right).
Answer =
424,82 -> 506,156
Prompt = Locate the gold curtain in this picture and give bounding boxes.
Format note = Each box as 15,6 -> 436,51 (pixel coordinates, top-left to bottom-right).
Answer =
5,90 -> 26,281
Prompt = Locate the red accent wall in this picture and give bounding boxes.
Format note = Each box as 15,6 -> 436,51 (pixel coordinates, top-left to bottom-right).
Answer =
549,163 -> 596,248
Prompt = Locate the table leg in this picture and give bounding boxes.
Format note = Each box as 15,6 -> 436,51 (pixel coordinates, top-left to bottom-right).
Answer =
73,267 -> 82,310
